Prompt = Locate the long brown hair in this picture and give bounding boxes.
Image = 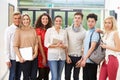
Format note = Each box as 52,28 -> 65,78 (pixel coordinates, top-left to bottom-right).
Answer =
35,13 -> 52,29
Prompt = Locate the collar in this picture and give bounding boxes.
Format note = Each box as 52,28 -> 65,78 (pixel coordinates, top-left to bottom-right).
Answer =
53,26 -> 62,30
89,27 -> 95,32
72,24 -> 83,32
12,23 -> 18,29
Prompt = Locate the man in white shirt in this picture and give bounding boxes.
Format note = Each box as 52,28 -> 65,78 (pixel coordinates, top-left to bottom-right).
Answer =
65,12 -> 86,80
4,11 -> 21,80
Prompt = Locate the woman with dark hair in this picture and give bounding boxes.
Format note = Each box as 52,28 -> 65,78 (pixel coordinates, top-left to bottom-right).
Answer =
44,15 -> 68,80
35,13 -> 52,80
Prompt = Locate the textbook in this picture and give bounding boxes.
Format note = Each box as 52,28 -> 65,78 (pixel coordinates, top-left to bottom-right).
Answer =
52,38 -> 62,45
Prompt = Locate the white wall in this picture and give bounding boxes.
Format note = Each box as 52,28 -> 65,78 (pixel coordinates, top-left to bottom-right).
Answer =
0,0 -> 18,80
0,0 -> 120,80
105,0 -> 120,29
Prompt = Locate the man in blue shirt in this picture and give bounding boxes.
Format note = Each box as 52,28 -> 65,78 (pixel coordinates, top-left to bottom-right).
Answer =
81,13 -> 100,80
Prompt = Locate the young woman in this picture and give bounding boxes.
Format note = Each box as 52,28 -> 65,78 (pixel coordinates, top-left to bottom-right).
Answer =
13,13 -> 38,80
44,15 -> 68,80
99,16 -> 120,80
35,13 -> 52,80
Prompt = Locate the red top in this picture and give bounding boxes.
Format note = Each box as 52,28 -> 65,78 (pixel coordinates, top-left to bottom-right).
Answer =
36,28 -> 48,68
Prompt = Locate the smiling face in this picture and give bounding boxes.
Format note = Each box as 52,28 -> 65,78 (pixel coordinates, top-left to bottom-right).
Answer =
54,17 -> 62,28
74,15 -> 82,26
22,15 -> 31,27
13,14 -> 21,26
104,19 -> 113,31
103,16 -> 117,32
87,18 -> 96,29
41,15 -> 48,26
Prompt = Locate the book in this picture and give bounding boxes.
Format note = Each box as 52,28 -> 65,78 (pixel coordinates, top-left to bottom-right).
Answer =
16,47 -> 33,61
52,38 -> 61,45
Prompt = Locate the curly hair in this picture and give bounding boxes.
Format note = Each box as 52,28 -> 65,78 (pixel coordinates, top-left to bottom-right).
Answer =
87,13 -> 97,21
35,13 -> 52,29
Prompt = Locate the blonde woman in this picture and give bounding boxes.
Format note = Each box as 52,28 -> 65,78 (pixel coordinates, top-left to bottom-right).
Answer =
13,13 -> 38,80
99,16 -> 120,80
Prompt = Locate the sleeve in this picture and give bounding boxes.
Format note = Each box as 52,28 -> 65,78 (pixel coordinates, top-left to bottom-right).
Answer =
4,28 -> 10,62
35,28 -> 41,36
82,31 -> 86,48
44,29 -> 51,48
92,32 -> 100,43
13,29 -> 20,47
64,30 -> 68,47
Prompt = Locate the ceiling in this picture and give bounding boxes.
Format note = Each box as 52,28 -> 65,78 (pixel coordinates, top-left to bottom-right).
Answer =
18,0 -> 105,8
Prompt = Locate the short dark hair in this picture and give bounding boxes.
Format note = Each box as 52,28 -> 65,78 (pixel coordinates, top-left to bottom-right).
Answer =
74,12 -> 84,19
53,15 -> 63,22
87,13 -> 97,21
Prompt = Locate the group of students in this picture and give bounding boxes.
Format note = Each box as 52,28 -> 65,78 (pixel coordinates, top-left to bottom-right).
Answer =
4,11 -> 120,80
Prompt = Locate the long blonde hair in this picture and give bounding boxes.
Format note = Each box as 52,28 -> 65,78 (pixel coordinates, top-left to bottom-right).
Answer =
104,16 -> 117,32
20,13 -> 31,28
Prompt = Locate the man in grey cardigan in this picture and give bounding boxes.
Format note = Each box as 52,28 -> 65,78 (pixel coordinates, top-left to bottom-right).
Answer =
65,12 -> 86,80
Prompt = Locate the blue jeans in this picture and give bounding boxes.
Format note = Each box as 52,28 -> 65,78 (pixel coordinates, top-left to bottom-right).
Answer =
48,60 -> 65,80
9,60 -> 16,80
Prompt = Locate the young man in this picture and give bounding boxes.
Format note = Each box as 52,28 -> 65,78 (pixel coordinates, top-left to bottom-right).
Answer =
81,13 -> 100,80
65,12 -> 86,80
4,11 -> 21,80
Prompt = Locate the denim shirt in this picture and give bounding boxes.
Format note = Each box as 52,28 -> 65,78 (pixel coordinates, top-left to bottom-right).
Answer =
83,28 -> 100,63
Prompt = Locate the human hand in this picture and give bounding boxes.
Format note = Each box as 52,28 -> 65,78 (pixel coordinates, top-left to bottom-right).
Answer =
76,58 -> 83,68
6,61 -> 11,68
95,28 -> 103,33
80,58 -> 86,67
19,57 -> 25,63
100,43 -> 107,49
66,56 -> 72,64
42,57 -> 47,66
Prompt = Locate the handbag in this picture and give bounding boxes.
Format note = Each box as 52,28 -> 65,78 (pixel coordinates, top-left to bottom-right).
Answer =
89,31 -> 105,64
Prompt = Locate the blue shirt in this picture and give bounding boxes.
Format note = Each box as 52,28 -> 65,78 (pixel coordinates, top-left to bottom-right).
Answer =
83,28 -> 100,63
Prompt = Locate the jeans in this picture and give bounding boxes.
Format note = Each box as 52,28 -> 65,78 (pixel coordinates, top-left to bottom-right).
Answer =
21,58 -> 37,80
15,62 -> 21,80
31,58 -> 38,80
37,68 -> 50,80
9,60 -> 16,80
48,60 -> 65,80
65,56 -> 81,80
83,63 -> 97,80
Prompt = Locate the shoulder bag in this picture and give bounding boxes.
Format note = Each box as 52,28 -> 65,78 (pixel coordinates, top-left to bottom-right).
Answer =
89,31 -> 105,64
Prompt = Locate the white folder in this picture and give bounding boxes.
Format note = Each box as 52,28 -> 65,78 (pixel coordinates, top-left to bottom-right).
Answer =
16,47 -> 33,61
